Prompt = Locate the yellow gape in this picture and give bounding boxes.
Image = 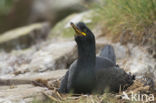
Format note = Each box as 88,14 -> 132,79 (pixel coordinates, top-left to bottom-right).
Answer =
70,22 -> 87,36
81,32 -> 87,36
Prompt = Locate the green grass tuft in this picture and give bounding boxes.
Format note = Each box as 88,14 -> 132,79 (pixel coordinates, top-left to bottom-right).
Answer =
98,0 -> 156,29
91,0 -> 156,40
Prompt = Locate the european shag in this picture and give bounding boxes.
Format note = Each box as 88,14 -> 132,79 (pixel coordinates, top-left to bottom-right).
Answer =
59,22 -> 134,94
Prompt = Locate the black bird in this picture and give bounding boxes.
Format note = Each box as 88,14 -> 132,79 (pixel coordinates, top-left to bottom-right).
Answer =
59,22 -> 134,94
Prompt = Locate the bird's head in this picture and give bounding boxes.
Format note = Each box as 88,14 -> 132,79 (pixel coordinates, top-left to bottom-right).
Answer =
70,22 -> 95,45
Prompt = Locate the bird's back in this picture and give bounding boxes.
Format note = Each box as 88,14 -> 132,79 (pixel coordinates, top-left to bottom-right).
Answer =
95,57 -> 134,93
100,45 -> 116,64
95,56 -> 115,69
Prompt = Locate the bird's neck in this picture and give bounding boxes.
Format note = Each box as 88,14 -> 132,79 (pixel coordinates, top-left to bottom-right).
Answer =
77,43 -> 96,70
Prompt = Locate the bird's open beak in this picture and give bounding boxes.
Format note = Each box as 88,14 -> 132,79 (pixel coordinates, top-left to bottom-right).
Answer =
70,22 -> 86,36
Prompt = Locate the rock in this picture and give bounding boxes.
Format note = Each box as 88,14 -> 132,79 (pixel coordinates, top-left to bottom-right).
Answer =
28,41 -> 76,72
21,70 -> 67,80
124,44 -> 156,80
0,41 -> 76,75
30,0 -> 87,24
0,0 -> 89,33
0,48 -> 36,76
0,22 -> 50,52
0,70 -> 67,85
0,69 -> 67,103
0,84 -> 48,103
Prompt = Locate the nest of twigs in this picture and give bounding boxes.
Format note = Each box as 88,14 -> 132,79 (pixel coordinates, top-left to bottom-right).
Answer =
32,78 -> 156,103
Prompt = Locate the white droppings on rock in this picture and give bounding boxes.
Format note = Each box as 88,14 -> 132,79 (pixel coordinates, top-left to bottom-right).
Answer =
28,41 -> 76,72
113,43 -> 128,60
125,45 -> 155,78
29,51 -> 54,72
0,48 -> 35,76
0,53 -> 16,75
0,98 -> 12,103
0,40 -> 76,75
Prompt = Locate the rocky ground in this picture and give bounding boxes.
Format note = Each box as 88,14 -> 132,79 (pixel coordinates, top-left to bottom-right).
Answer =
0,10 -> 155,103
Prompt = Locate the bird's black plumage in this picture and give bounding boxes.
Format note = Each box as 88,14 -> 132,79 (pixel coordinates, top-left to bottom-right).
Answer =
59,22 -> 134,94
100,45 -> 116,65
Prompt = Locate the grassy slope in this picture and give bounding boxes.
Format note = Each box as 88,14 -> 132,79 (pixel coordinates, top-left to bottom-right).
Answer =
93,0 -> 156,45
